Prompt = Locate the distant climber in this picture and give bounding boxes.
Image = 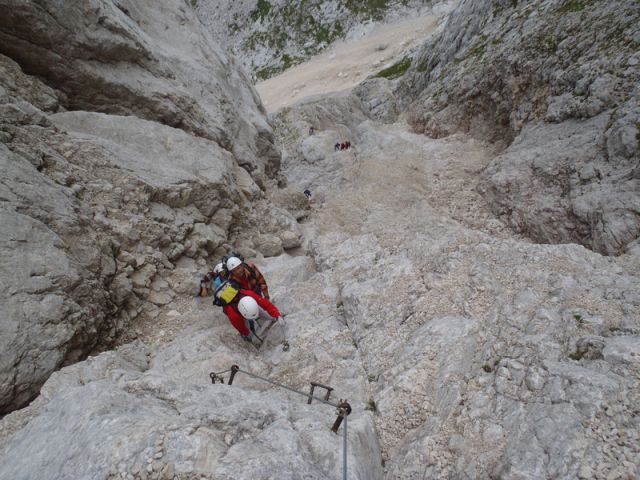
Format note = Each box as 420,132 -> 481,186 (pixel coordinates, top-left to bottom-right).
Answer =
340,142 -> 346,150
223,290 -> 281,342
334,142 -> 340,151
226,256 -> 270,299
303,189 -> 312,199
309,126 -> 315,135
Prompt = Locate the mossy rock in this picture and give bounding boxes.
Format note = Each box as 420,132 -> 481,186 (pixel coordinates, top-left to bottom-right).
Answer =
376,56 -> 412,80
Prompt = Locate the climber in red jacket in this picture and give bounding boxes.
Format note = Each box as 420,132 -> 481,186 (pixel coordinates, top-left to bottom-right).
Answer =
222,289 -> 281,340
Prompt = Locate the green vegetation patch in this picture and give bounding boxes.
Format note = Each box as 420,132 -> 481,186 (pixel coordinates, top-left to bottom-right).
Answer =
568,350 -> 584,361
416,61 -> 429,72
254,54 -> 304,80
250,0 -> 272,22
376,56 -> 412,79
280,53 -> 303,69
255,65 -> 281,81
345,0 -> 390,20
468,44 -> 486,58
557,0 -> 586,14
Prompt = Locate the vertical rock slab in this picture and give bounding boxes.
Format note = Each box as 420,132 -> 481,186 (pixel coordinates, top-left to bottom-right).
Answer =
0,0 -> 279,177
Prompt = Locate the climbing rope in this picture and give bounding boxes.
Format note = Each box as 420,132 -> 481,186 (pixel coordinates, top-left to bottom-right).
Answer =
209,365 -> 351,479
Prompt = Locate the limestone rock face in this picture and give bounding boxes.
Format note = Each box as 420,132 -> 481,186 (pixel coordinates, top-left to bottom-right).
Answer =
0,254 -> 382,480
400,0 -> 640,254
0,0 -> 300,413
0,137 -> 114,413
267,97 -> 640,480
1,1 -> 639,479
1,63 -> 639,480
0,0 -> 279,178
483,113 -> 640,255
353,78 -> 400,123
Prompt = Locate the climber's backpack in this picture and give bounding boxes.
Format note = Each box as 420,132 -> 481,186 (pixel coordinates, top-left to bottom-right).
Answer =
213,279 -> 241,306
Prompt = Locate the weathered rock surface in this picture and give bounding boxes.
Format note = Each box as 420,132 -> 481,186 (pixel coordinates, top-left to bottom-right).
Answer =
399,0 -> 640,255
483,112 -> 640,255
1,1 -> 639,479
0,0 -> 299,413
0,0 -> 279,178
270,98 -> 640,479
0,252 -> 381,480
0,134 -> 115,413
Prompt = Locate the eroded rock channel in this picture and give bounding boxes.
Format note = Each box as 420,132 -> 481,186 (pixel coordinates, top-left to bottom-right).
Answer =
1,0 -> 639,479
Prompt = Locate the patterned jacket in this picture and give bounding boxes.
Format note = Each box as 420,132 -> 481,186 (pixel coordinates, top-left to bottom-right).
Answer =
230,262 -> 270,299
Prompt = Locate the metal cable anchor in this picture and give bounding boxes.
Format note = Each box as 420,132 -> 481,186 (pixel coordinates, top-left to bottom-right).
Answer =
330,401 -> 352,434
228,365 -> 240,385
308,381 -> 334,404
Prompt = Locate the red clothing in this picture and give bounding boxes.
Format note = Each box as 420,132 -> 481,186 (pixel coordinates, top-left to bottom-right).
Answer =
222,290 -> 280,336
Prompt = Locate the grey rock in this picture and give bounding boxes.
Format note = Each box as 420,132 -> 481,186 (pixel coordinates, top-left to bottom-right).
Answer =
483,113 -> 639,255
525,368 -> 546,391
578,465 -> 595,479
353,78 -> 399,123
546,93 -> 583,123
0,0 -> 301,412
448,434 -> 466,453
147,291 -> 175,307
0,0 -> 279,178
255,234 -> 284,258
0,144 -> 110,413
399,0 -> 640,255
1,2 -> 639,480
279,230 -> 302,250
603,337 -> 640,366
0,296 -> 380,479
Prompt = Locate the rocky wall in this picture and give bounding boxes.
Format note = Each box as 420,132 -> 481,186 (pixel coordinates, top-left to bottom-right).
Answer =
0,0 -> 299,413
398,0 -> 640,254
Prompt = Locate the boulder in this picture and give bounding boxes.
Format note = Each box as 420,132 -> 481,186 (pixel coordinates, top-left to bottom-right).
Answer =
255,234 -> 284,258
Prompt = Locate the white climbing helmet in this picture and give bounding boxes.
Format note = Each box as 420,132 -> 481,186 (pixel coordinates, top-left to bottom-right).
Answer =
238,296 -> 260,320
226,256 -> 243,271
213,263 -> 224,274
